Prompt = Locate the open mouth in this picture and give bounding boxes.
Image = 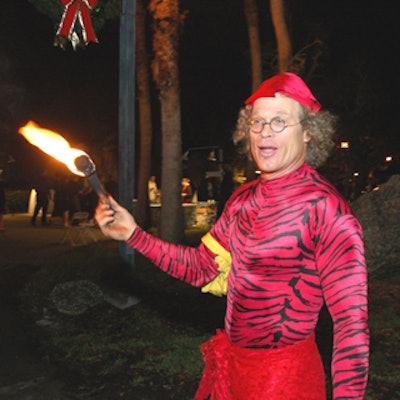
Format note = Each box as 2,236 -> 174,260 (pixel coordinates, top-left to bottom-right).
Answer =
258,145 -> 277,157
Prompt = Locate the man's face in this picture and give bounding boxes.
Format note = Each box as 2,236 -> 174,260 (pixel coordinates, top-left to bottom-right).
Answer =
249,94 -> 310,180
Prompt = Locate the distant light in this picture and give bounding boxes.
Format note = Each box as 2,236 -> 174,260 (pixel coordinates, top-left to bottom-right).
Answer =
353,171 -> 359,177
385,155 -> 393,162
340,141 -> 350,149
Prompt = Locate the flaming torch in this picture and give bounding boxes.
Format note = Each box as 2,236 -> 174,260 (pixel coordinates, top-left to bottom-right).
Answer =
19,121 -> 109,204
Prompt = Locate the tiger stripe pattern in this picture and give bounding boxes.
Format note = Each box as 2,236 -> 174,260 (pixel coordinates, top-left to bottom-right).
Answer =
127,163 -> 369,399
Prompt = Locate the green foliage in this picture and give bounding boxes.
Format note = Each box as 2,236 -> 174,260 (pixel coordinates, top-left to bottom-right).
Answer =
366,271 -> 400,400
29,0 -> 64,23
29,0 -> 121,33
367,341 -> 400,399
5,189 -> 29,213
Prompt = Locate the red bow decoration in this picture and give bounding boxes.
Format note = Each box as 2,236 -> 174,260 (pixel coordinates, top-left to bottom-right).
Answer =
54,0 -> 99,49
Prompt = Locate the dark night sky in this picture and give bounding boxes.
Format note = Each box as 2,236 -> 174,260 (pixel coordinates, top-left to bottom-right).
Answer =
1,0 -> 399,181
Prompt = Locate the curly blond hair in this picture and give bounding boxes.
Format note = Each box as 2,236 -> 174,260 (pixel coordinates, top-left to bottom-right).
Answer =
232,104 -> 337,169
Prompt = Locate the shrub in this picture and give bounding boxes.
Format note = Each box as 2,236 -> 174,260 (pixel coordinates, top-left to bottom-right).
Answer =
5,189 -> 30,213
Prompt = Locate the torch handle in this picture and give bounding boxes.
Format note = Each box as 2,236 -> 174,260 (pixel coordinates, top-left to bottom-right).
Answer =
86,173 -> 111,206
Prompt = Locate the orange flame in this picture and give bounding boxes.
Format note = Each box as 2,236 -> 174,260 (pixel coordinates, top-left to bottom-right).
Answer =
18,121 -> 88,176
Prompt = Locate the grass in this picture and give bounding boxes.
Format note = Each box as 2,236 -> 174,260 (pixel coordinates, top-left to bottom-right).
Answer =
18,229 -> 400,399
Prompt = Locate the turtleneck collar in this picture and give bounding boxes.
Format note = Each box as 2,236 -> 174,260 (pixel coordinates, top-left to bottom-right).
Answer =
258,163 -> 311,189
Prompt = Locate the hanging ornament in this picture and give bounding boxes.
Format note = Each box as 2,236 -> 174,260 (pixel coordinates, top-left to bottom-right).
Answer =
54,0 -> 99,50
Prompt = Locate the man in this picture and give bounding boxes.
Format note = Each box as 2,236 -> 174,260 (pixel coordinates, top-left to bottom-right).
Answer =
95,72 -> 369,399
181,177 -> 193,203
148,175 -> 159,203
31,169 -> 51,226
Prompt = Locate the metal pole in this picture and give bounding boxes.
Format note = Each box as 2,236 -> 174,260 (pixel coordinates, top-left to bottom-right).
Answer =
119,0 -> 136,266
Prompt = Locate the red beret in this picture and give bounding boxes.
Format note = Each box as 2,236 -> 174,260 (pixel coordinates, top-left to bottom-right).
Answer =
245,72 -> 321,112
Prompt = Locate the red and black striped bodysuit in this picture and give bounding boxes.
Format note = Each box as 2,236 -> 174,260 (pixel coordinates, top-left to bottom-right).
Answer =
127,163 -> 369,399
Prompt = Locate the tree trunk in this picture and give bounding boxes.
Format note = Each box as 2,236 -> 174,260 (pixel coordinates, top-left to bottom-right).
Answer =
135,0 -> 152,228
244,0 -> 262,91
149,0 -> 184,243
159,88 -> 184,241
270,0 -> 291,73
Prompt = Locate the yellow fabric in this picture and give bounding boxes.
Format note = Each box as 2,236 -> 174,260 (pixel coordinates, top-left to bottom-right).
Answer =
201,232 -> 232,297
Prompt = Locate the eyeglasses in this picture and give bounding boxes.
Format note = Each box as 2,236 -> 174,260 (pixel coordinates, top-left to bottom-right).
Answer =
248,116 -> 303,134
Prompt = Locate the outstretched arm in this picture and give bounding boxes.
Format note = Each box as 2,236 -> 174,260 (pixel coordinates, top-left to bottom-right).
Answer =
95,195 -> 221,288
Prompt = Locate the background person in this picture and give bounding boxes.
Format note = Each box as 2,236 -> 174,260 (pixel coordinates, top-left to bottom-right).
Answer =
95,73 -> 369,400
31,169 -> 51,226
147,175 -> 159,203
52,175 -> 81,227
181,177 -> 193,203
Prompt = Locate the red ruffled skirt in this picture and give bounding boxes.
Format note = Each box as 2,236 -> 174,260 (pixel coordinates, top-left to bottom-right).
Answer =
194,330 -> 326,400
